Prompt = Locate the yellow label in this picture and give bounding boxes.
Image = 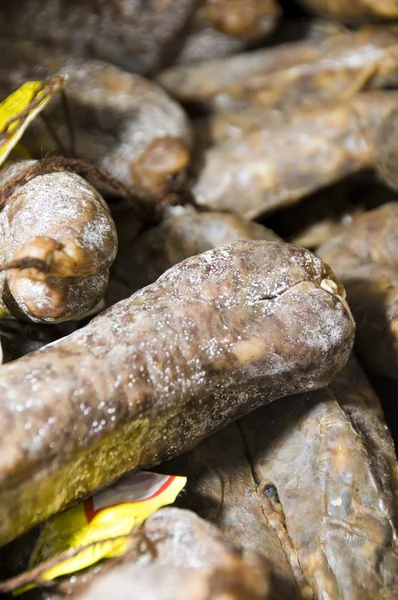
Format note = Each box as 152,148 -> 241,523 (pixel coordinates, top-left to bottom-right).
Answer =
14,471 -> 186,595
0,77 -> 66,166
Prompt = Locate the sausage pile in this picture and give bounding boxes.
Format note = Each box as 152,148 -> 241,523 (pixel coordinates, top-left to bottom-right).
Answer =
0,2 -> 398,599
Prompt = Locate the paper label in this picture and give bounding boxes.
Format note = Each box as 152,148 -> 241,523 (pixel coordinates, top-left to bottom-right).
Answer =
0,77 -> 66,166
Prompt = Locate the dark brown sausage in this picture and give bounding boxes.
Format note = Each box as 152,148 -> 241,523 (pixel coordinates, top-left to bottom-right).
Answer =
0,160 -> 117,323
174,0 -> 280,65
191,92 -> 398,219
0,40 -> 192,194
108,205 -> 280,304
165,357 -> 398,600
0,0 -> 199,75
318,202 -> 398,378
68,508 -> 278,600
158,27 -> 398,112
0,240 -> 354,545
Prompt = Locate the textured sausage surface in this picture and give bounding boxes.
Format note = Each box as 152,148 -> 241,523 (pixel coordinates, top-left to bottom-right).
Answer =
158,27 -> 398,112
318,202 -> 398,377
0,0 -> 199,75
0,508 -> 277,599
174,0 -> 280,65
66,509 -> 277,600
0,160 -> 117,323
192,92 -> 398,218
108,205 -> 280,304
163,425 -> 303,599
166,358 -> 398,600
0,240 -> 354,545
239,358 -> 398,600
0,40 -> 192,193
